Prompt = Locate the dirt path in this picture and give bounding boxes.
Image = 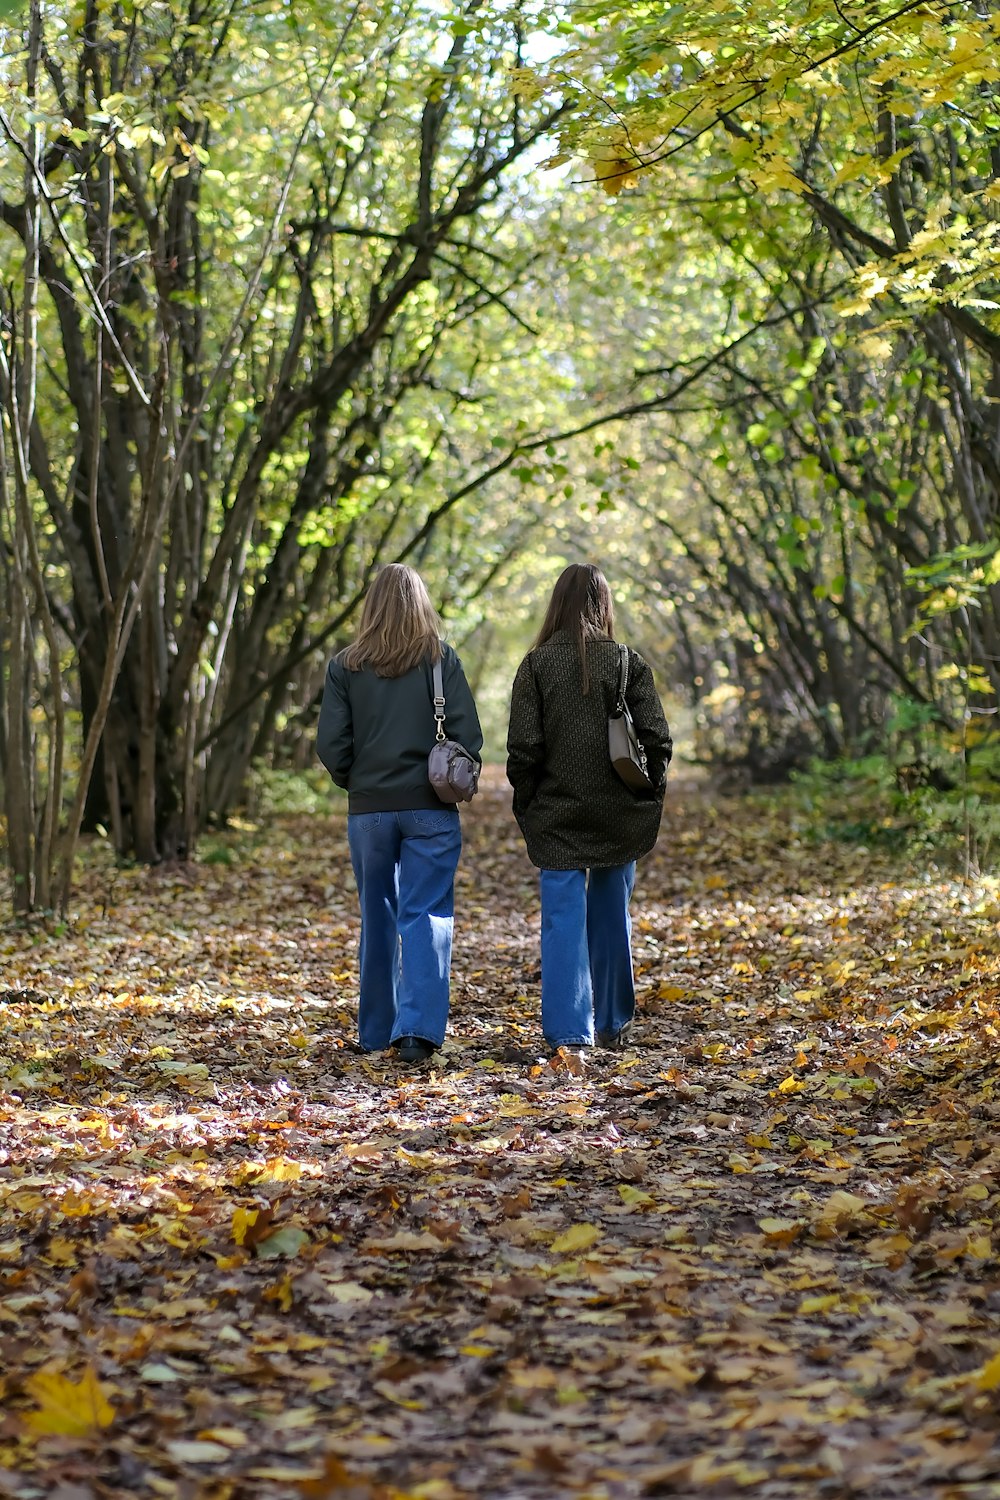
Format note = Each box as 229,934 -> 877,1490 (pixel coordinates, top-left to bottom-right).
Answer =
2,770 -> 1000,1499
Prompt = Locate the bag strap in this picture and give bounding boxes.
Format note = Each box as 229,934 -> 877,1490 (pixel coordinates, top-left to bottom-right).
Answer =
614,644 -> 629,716
432,659 -> 447,744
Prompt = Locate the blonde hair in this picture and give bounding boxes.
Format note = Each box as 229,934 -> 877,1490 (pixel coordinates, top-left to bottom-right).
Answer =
340,564 -> 444,677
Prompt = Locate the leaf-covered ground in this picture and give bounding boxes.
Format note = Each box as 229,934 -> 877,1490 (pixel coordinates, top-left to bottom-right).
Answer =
2,770 -> 1000,1500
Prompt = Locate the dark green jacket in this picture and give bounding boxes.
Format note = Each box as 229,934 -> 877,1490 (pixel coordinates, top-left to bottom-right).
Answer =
506,631 -> 672,869
317,644 -> 482,814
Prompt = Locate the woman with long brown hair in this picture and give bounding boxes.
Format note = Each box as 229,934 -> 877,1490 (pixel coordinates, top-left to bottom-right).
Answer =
506,563 -> 671,1057
317,565 -> 482,1063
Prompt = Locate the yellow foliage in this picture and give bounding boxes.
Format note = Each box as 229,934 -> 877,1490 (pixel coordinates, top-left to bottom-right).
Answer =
591,153 -> 643,196
232,1206 -> 259,1246
976,1352 -> 1000,1391
23,1366 -> 115,1437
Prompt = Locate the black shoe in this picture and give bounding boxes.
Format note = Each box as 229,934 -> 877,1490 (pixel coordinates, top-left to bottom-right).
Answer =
394,1035 -> 435,1064
596,1023 -> 632,1050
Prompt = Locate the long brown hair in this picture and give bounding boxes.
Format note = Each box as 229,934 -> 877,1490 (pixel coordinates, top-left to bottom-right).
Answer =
340,564 -> 444,677
535,562 -> 615,694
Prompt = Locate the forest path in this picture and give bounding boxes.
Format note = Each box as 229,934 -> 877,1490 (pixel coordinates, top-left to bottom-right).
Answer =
2,770 -> 999,1499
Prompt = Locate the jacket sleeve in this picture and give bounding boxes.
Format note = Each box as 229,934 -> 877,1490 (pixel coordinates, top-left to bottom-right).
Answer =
506,653 -> 544,820
442,647 -> 484,760
316,658 -> 353,789
628,649 -> 672,793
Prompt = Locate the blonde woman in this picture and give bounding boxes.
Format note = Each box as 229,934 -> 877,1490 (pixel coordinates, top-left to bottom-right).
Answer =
317,565 -> 482,1062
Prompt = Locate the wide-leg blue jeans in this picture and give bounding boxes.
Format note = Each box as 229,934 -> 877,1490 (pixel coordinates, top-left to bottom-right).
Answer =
539,863 -> 637,1048
347,808 -> 462,1052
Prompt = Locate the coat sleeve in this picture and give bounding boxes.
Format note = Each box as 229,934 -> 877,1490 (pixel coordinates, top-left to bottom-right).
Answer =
316,658 -> 353,789
506,653 -> 544,821
442,647 -> 484,761
627,649 -> 672,793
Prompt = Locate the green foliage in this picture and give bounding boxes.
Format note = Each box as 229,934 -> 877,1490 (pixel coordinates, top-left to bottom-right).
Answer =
789,709 -> 1000,870
198,843 -> 239,867
244,766 -> 336,820
4,0 -> 1000,918
483,0 -> 1000,768
0,0 -> 585,887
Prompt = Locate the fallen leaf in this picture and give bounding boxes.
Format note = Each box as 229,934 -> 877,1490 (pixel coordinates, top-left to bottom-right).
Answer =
23,1367 -> 115,1437
165,1438 -> 233,1463
551,1223 -> 602,1255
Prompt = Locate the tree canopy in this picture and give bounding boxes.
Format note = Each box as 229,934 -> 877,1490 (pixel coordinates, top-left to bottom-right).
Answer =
1,0 -> 999,912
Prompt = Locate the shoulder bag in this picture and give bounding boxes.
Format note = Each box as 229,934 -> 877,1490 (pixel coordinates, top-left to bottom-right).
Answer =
609,644 -> 655,794
428,659 -> 480,803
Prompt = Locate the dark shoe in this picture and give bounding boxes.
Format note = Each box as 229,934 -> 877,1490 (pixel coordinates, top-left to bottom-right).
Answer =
596,1023 -> 633,1050
394,1035 -> 435,1064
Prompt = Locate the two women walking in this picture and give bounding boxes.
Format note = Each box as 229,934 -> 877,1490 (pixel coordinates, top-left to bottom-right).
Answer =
317,562 -> 671,1061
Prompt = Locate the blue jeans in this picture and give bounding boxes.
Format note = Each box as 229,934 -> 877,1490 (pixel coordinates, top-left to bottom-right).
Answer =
539,864 -> 636,1048
347,808 -> 462,1051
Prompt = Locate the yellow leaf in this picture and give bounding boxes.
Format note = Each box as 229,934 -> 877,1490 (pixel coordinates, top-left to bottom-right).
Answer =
758,1217 -> 804,1245
833,154 -> 874,186
24,1366 -> 115,1437
799,1294 -> 841,1314
976,1352 -> 1000,1391
214,1253 -> 246,1270
749,152 -> 807,194
195,1427 -> 248,1448
658,984 -> 688,1002
815,1190 -> 871,1237
778,1076 -> 807,1094
551,1223 -> 602,1255
261,1158 -> 304,1182
590,152 -> 642,195
328,1281 -> 373,1304
43,1236 -> 79,1266
157,1218 -> 195,1250
262,1273 -> 295,1312
236,1157 -> 310,1185
364,1231 -> 446,1252
618,1185 -> 655,1207
821,1190 -> 868,1219
950,24 -> 989,65
57,1191 -> 98,1218
232,1207 -> 259,1246
498,1095 -> 533,1118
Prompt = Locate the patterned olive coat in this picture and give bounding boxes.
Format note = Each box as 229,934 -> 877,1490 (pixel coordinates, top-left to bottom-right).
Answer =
506,631 -> 672,870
